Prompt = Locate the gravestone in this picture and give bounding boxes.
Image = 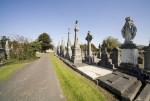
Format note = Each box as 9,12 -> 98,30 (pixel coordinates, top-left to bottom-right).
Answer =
98,40 -> 113,68
111,48 -> 121,68
85,31 -> 93,64
71,20 -> 82,64
97,17 -> 143,100
57,42 -> 61,56
66,28 -> 72,60
5,40 -> 10,59
144,43 -> 150,73
98,44 -> 101,59
120,17 -> 139,70
60,40 -> 65,57
97,71 -> 142,101
0,48 -> 5,63
135,83 -> 150,101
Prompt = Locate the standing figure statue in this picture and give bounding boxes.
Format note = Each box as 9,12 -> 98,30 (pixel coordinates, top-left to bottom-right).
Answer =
122,17 -> 137,44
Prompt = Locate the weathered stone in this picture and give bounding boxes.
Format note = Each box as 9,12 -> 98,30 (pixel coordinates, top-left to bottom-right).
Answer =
0,48 -> 5,63
66,28 -> 72,60
111,48 -> 121,68
144,45 -> 150,72
120,17 -> 139,70
85,31 -> 93,64
98,41 -> 113,68
71,20 -> 82,64
98,44 -> 101,59
121,17 -> 137,44
5,40 -> 10,59
97,71 -> 142,101
120,49 -> 138,65
135,83 -> 150,101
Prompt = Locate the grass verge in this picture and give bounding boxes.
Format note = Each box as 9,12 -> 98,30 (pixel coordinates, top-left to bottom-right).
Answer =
0,58 -> 37,82
50,53 -> 114,101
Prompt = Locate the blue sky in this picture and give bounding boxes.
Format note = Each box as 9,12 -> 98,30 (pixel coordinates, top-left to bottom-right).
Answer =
0,0 -> 150,47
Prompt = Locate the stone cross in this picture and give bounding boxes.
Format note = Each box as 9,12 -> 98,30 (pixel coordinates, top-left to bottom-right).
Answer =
85,31 -> 93,64
71,20 -> 82,64
74,20 -> 80,47
85,31 -> 93,58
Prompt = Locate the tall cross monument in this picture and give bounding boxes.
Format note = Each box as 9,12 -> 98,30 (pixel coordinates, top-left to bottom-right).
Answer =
71,20 -> 82,64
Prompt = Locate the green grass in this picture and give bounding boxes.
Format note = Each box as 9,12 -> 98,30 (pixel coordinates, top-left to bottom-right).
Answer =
0,58 -> 36,82
50,54 -> 113,101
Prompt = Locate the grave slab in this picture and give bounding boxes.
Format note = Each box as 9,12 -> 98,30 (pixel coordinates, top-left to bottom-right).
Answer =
135,83 -> 150,101
97,71 -> 142,101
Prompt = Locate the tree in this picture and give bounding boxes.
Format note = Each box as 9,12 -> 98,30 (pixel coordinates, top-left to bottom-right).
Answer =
103,36 -> 121,52
38,33 -> 53,52
31,41 -> 41,52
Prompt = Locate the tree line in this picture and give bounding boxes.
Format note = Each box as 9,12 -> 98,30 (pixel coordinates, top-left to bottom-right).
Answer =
0,33 -> 53,61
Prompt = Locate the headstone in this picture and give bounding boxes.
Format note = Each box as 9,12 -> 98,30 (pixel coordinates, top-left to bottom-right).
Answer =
111,48 -> 121,68
144,43 -> 150,73
57,42 -> 61,56
0,48 -> 5,63
120,17 -> 139,70
98,40 -> 113,68
60,40 -> 65,57
71,20 -> 82,64
98,44 -> 101,59
5,40 -> 10,59
85,31 -> 93,64
66,28 -> 72,60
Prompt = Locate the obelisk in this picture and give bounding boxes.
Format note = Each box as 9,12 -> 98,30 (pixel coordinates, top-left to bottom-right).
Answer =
66,28 -> 72,60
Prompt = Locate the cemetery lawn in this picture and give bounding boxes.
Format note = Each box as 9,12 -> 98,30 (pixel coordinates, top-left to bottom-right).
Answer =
50,54 -> 114,101
0,59 -> 35,82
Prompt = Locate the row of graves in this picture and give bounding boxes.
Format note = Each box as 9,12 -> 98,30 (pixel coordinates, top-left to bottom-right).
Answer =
56,17 -> 150,101
0,40 -> 10,65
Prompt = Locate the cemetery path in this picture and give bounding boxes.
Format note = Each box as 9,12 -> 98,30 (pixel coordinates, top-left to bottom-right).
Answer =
0,54 -> 65,101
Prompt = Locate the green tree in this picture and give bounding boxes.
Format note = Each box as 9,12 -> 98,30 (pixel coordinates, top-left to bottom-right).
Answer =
31,41 -> 41,52
38,33 -> 53,52
103,36 -> 121,52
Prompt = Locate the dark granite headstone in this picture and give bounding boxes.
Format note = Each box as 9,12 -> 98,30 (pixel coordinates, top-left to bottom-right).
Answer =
144,44 -> 150,73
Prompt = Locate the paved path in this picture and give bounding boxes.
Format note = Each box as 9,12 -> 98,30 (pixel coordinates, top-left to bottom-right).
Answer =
0,54 -> 65,101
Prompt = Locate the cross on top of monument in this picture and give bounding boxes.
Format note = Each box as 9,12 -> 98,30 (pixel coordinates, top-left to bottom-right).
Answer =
74,20 -> 79,32
86,31 -> 93,42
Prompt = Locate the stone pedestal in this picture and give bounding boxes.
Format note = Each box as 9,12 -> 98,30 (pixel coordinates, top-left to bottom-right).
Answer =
121,49 -> 138,65
120,43 -> 139,70
144,46 -> 150,72
71,46 -> 82,64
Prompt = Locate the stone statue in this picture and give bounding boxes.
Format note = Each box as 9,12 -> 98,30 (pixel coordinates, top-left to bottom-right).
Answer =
122,17 -> 137,44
